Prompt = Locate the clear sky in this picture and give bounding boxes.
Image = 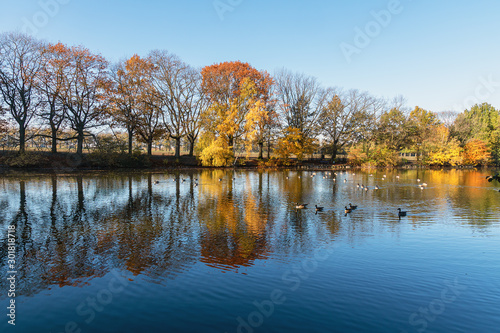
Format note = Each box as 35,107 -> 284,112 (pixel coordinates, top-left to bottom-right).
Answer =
1,0 -> 499,113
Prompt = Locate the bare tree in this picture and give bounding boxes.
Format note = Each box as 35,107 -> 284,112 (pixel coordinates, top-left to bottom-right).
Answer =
0,32 -> 43,153
274,68 -> 323,144
319,88 -> 382,161
150,50 -> 203,158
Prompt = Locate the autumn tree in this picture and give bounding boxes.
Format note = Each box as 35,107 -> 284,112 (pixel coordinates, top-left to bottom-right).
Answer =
0,32 -> 43,153
462,138 -> 490,166
451,103 -> 500,163
319,88 -> 381,161
55,43 -> 110,156
426,125 -> 462,166
130,56 -> 164,156
201,61 -> 272,165
407,106 -> 440,161
108,55 -> 152,154
244,99 -> 279,159
150,50 -> 205,157
37,43 -> 70,153
275,127 -> 316,162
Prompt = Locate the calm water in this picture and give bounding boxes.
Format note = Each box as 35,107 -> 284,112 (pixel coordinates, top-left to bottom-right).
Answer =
0,169 -> 499,333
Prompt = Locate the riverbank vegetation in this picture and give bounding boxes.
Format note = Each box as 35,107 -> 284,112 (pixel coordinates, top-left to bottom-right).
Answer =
1,32 -> 499,169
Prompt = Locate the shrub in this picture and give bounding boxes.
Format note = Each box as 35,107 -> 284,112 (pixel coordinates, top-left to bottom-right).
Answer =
0,152 -> 49,168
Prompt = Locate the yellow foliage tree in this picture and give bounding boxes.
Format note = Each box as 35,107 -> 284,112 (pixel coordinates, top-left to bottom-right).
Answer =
275,127 -> 316,162
426,125 -> 463,166
199,137 -> 234,167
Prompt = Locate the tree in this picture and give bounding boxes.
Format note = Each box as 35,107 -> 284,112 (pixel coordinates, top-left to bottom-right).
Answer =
426,125 -> 462,166
150,50 -> 205,157
201,61 -> 272,156
275,127 -> 316,162
38,43 -> 69,153
451,103 -> 500,163
108,55 -> 150,155
56,43 -> 110,156
132,56 -> 165,156
0,32 -> 43,153
274,69 -> 323,150
320,88 -> 380,161
407,106 -> 440,161
462,138 -> 490,166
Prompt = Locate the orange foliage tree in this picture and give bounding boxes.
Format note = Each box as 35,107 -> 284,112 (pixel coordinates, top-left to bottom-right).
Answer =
55,43 -> 111,156
108,54 -> 158,155
201,61 -> 273,151
462,138 -> 491,165
39,42 -> 70,153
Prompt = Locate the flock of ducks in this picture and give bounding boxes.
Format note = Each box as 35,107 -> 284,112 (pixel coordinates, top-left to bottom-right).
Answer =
293,171 -> 417,219
295,201 -> 407,219
152,171 -> 434,220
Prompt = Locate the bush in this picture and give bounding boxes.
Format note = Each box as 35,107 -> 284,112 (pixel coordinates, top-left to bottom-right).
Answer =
0,152 -> 50,168
199,140 -> 234,167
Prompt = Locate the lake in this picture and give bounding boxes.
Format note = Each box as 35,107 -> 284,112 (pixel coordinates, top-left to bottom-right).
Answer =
0,169 -> 499,333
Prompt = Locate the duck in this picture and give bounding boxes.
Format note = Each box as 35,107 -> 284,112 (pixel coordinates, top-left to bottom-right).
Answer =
154,180 -> 160,185
422,182 -> 428,186
398,208 -> 407,218
417,178 -> 421,182
356,184 -> 360,188
295,203 -> 308,209
218,178 -> 222,182
348,203 -> 357,210
419,184 -> 424,190
364,186 -> 369,191
343,179 -> 347,183
315,205 -> 324,211
375,185 -> 379,190
396,175 -> 400,179
344,206 -> 352,214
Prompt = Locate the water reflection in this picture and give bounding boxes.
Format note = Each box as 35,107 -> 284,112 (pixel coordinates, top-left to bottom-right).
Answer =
0,169 -> 499,299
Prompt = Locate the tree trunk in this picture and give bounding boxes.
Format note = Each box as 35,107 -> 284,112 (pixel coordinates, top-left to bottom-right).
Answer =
127,128 -> 133,155
330,145 -> 338,162
228,136 -> 234,152
258,141 -> 263,159
188,136 -> 195,156
76,130 -> 84,156
147,140 -> 152,156
267,141 -> 271,159
19,125 -> 26,154
51,127 -> 58,153
174,136 -> 181,158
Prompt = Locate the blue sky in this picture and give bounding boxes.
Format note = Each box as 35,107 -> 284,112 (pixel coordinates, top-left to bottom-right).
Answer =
1,0 -> 499,113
